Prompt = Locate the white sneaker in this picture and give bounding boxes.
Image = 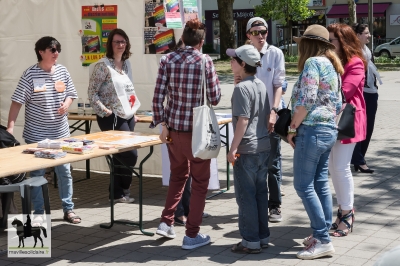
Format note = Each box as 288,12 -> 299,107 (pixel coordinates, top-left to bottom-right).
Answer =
156,222 -> 176,239
182,233 -> 211,250
202,212 -> 209,218
269,207 -> 282,222
115,196 -> 135,203
297,238 -> 335,260
302,234 -> 313,246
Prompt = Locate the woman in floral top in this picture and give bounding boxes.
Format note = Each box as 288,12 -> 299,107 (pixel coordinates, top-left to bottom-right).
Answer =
287,25 -> 344,260
88,28 -> 139,204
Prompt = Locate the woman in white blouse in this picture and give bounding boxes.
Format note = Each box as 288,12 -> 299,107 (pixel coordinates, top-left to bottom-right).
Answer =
88,28 -> 140,203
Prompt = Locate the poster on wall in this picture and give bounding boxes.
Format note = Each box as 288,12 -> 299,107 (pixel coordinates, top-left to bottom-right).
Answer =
81,5 -> 118,66
182,0 -> 199,22
390,15 -> 400,26
144,27 -> 176,54
145,0 -> 166,28
165,0 -> 183,28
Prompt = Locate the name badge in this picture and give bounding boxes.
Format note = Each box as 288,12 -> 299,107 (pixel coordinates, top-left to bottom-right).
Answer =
55,80 -> 66,92
33,79 -> 46,92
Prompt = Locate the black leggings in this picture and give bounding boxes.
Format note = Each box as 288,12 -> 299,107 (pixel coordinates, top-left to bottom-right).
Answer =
97,113 -> 138,199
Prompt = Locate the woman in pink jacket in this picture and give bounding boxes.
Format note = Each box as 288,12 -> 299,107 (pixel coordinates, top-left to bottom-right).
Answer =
327,24 -> 367,237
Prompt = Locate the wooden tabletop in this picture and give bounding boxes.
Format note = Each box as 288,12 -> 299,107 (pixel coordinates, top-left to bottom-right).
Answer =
0,131 -> 162,178
68,113 -> 232,125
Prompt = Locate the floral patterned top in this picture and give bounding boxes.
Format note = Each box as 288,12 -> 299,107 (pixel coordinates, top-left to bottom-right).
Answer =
291,56 -> 342,127
88,58 -> 130,118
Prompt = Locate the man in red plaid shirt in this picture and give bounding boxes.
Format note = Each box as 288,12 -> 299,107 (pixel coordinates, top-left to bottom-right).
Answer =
150,19 -> 221,250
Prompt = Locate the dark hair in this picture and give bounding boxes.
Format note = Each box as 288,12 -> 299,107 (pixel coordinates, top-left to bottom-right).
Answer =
352,23 -> 368,35
182,19 -> 206,47
34,36 -> 61,62
327,23 -> 367,69
106,28 -> 132,61
171,39 -> 184,51
233,57 -> 258,75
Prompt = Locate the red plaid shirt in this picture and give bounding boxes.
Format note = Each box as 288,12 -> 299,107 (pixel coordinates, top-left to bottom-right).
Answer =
150,47 -> 221,131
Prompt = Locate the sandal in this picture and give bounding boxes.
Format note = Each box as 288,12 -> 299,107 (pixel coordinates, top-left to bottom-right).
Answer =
231,242 -> 261,254
330,208 -> 342,230
333,209 -> 354,237
63,210 -> 81,224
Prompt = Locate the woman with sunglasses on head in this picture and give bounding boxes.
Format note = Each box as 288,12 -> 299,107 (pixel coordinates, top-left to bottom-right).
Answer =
350,23 -> 382,173
288,25 -> 343,260
7,36 -> 81,225
151,19 -> 221,250
326,23 -> 367,237
88,28 -> 140,203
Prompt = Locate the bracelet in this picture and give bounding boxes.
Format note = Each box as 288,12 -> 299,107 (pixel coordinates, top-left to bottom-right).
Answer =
287,126 -> 297,134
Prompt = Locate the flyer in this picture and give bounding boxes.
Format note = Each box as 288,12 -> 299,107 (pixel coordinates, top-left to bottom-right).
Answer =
81,5 -> 118,66
182,0 -> 199,22
144,27 -> 176,54
145,0 -> 166,28
164,0 -> 182,28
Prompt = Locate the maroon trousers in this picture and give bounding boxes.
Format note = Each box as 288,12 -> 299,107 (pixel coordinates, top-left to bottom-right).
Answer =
160,131 -> 211,238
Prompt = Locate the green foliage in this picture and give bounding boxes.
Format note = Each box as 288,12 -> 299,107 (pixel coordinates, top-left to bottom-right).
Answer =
255,0 -> 314,25
374,56 -> 400,64
284,55 -> 298,63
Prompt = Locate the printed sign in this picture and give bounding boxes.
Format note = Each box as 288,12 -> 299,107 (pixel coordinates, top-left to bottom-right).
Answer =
390,15 -> 400,26
7,214 -> 51,258
81,5 -> 118,66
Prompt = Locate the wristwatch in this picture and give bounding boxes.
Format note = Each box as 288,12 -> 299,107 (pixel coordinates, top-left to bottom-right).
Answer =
271,107 -> 279,113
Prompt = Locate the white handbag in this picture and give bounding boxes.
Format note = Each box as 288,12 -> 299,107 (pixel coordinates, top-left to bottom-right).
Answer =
192,55 -> 221,159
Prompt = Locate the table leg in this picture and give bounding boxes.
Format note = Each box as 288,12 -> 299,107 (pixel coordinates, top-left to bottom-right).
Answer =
100,147 -> 155,236
85,120 -> 90,180
206,123 -> 231,199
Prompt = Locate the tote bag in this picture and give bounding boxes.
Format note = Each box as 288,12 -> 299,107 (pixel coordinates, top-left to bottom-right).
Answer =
275,106 -> 292,143
192,55 -> 221,159
335,74 -> 356,140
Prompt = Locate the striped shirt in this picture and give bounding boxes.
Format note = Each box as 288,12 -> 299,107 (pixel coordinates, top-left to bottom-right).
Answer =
150,46 -> 221,131
11,64 -> 77,142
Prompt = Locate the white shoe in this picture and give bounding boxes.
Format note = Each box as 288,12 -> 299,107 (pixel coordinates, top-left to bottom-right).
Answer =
269,207 -> 282,222
156,222 -> 176,239
202,212 -> 209,218
115,196 -> 135,203
297,238 -> 335,260
302,234 -> 313,246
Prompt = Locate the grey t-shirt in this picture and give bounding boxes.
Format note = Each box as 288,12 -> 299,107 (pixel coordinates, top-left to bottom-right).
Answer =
231,76 -> 270,154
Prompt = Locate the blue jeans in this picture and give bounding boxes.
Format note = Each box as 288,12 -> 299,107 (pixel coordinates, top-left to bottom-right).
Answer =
233,151 -> 270,249
26,140 -> 74,214
268,132 -> 281,208
293,125 -> 337,243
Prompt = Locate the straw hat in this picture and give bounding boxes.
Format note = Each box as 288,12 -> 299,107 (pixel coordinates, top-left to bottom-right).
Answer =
293,24 -> 335,49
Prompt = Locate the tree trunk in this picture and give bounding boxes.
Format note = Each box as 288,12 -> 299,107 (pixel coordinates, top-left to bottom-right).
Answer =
217,0 -> 235,59
348,0 -> 357,26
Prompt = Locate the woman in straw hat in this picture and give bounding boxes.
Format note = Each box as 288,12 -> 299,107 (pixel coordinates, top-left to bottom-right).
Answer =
287,24 -> 344,260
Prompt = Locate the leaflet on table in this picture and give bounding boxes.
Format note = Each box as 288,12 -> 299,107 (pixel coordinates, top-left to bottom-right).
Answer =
96,135 -> 159,147
34,150 -> 67,159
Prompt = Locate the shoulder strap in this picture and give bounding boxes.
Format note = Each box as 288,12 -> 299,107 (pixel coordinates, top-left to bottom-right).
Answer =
199,55 -> 207,106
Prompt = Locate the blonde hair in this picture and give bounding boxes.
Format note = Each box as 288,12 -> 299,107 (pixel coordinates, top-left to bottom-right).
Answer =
297,38 -> 344,75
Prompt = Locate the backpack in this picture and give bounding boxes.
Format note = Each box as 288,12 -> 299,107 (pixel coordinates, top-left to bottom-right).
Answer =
0,125 -> 26,185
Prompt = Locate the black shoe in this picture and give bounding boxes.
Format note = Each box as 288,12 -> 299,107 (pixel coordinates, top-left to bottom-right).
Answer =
354,165 -> 374,173
174,216 -> 186,226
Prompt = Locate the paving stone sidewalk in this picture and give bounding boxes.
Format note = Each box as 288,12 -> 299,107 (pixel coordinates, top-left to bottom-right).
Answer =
1,72 -> 399,265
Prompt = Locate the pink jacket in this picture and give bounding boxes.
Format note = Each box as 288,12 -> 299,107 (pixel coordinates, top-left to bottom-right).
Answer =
341,57 -> 367,144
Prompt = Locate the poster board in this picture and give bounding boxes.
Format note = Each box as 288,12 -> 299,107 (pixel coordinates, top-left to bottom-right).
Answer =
81,5 -> 118,66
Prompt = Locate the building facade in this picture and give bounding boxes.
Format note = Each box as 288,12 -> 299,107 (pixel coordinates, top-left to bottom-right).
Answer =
202,0 -> 400,50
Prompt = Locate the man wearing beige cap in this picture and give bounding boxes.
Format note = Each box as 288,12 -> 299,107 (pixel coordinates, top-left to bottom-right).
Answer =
245,17 -> 285,223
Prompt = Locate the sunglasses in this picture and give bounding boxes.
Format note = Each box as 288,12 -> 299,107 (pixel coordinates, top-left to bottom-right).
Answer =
249,30 -> 268,36
48,47 -> 61,53
113,40 -> 127,45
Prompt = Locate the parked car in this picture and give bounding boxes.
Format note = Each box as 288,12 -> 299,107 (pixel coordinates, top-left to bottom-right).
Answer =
374,36 -> 400,58
279,42 -> 298,55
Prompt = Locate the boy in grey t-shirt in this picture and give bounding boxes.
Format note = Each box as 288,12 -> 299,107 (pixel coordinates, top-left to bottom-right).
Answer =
226,45 -> 271,253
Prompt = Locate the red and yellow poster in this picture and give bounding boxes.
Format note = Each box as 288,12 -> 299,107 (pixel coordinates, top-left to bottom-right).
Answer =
81,5 -> 118,66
